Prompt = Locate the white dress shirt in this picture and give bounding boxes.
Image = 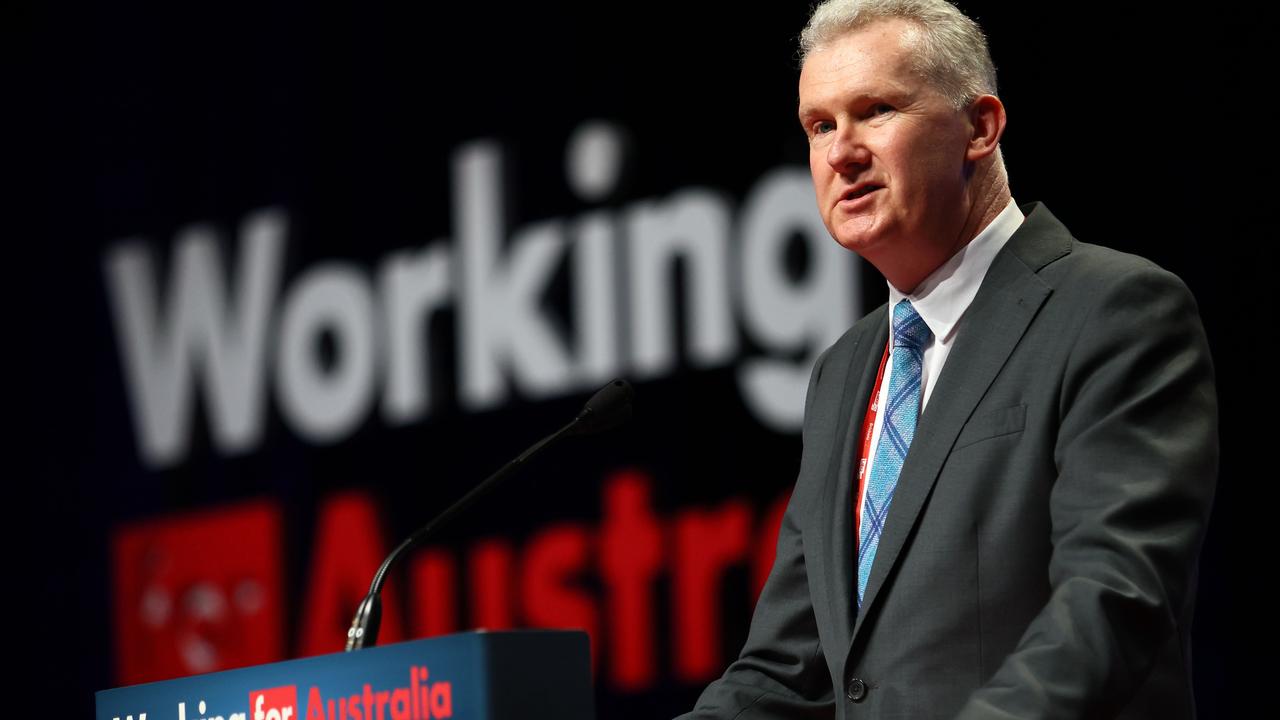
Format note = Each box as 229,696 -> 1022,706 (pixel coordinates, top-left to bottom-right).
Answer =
856,199 -> 1025,527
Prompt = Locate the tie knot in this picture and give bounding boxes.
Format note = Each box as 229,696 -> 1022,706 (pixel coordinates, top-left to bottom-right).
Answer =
892,300 -> 931,351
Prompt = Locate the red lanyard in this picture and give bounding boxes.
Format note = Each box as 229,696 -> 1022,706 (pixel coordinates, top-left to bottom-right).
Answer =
854,342 -> 891,540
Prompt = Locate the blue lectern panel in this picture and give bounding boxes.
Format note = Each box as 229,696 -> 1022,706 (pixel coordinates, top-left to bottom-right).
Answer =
96,630 -> 592,720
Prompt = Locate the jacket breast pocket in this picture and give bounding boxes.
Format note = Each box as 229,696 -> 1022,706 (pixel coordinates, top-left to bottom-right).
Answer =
954,404 -> 1026,451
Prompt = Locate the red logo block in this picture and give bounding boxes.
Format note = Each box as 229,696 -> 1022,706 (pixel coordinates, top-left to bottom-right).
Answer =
112,500 -> 284,684
249,686 -> 298,720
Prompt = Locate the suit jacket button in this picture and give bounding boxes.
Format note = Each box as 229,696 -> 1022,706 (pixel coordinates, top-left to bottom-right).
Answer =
846,678 -> 868,702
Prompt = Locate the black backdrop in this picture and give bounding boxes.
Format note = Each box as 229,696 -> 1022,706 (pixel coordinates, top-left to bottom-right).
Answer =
13,1 -> 1250,717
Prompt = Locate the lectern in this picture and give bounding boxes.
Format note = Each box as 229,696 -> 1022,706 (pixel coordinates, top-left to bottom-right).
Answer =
97,630 -> 593,720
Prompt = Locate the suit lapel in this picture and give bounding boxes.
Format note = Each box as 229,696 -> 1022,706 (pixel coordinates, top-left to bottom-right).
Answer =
814,304 -> 889,649
848,203 -> 1070,645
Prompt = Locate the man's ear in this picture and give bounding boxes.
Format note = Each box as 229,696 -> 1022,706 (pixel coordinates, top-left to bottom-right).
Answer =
966,94 -> 1006,162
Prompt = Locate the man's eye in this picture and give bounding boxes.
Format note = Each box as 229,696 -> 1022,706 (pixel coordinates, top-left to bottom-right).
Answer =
870,103 -> 894,116
814,121 -> 835,135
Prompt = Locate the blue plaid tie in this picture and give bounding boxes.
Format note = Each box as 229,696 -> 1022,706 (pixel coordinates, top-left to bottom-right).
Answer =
857,299 -> 931,607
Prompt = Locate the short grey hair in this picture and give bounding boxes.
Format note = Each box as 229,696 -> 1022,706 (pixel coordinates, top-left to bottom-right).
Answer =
799,0 -> 998,110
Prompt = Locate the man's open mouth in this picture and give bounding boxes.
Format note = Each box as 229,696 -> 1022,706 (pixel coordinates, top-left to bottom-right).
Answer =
843,185 -> 883,201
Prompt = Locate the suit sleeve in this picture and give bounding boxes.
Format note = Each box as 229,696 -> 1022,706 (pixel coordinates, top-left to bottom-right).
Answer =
675,350 -> 837,719
953,262 -> 1218,719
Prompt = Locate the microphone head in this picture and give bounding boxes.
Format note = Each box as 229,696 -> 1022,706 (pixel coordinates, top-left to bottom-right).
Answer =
572,379 -> 634,435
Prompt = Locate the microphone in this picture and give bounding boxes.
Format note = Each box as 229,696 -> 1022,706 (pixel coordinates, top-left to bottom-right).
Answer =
345,378 -> 635,651
570,378 -> 634,436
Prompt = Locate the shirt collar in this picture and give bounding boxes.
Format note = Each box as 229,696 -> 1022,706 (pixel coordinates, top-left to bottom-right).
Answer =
887,198 -> 1025,346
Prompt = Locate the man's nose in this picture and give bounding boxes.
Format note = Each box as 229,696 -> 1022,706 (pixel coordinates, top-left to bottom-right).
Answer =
826,127 -> 870,172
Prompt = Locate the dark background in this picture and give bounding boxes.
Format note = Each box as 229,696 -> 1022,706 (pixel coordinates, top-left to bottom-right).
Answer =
12,1 -> 1249,717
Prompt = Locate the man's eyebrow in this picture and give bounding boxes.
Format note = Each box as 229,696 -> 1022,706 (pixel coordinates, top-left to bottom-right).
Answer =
797,102 -> 842,126
798,90 -> 908,123
797,103 -> 826,122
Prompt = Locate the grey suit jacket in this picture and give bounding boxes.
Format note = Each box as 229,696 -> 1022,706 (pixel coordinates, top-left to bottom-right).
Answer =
679,203 -> 1218,720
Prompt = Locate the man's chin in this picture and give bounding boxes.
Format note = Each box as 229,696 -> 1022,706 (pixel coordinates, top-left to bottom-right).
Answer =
831,225 -> 886,257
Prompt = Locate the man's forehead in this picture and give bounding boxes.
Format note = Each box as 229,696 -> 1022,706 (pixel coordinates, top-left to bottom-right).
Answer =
798,20 -> 922,110
797,59 -> 918,116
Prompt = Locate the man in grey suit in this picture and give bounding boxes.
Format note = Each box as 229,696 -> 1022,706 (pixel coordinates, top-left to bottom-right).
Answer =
678,1 -> 1217,718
